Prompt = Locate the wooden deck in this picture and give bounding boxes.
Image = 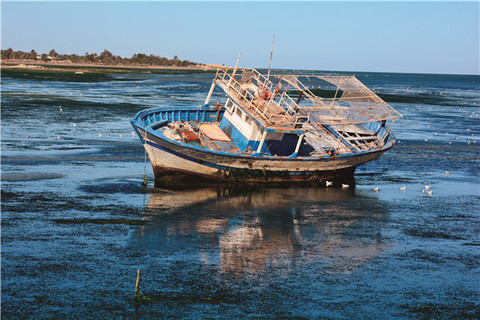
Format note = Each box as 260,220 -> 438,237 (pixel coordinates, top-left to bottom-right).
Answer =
162,122 -> 241,154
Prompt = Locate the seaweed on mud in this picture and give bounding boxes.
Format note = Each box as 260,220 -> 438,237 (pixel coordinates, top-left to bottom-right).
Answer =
462,242 -> 480,246
1,190 -> 141,217
1,189 -> 18,199
79,182 -> 149,194
404,228 -> 465,240
53,218 -> 146,225
398,249 -> 445,264
401,301 -> 480,319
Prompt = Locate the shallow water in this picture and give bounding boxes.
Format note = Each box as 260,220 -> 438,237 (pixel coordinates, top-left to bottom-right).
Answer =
1,69 -> 479,319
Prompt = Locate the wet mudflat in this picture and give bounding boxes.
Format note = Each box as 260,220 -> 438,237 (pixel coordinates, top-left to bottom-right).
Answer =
1,69 -> 479,319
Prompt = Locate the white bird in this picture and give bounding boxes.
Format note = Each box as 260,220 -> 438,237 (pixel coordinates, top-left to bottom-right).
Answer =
426,190 -> 433,195
445,171 -> 450,176
422,189 -> 426,193
98,134 -> 103,137
400,186 -> 406,191
73,123 -> 77,127
373,187 -> 379,192
424,138 -> 429,142
26,135 -> 29,140
131,131 -> 136,137
341,184 -> 349,189
326,181 -> 333,187
59,106 -> 63,113
119,134 -> 123,138
425,185 -> 431,189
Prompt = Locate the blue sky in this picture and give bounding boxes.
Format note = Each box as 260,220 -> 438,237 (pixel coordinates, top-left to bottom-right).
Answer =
2,1 -> 479,74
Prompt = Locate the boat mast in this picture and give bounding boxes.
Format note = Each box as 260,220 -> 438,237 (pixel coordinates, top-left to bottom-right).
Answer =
228,53 -> 242,86
267,34 -> 275,80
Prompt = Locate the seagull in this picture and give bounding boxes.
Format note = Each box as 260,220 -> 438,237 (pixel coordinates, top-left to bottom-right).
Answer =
400,186 -> 406,191
73,123 -> 77,127
373,187 -> 379,192
98,134 -> 103,137
119,134 -> 123,138
424,138 -> 429,142
59,106 -> 63,113
26,135 -> 29,140
425,185 -> 431,189
341,184 -> 349,189
131,131 -> 136,137
445,171 -> 450,176
426,190 -> 433,196
422,189 -> 425,193
326,181 -> 333,187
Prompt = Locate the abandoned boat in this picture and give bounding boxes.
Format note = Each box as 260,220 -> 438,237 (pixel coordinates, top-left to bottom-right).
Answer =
131,67 -> 402,186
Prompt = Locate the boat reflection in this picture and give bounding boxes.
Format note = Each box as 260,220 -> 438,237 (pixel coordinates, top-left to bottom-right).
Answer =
133,187 -> 390,275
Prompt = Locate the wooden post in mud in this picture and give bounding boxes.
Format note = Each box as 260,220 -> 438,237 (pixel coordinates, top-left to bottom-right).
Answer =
134,269 -> 141,301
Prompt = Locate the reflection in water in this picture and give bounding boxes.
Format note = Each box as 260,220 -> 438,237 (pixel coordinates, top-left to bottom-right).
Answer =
133,187 -> 390,276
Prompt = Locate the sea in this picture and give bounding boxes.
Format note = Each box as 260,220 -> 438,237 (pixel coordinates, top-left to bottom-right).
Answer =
1,67 -> 479,319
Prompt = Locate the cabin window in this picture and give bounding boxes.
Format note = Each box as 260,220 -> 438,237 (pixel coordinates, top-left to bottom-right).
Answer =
235,106 -> 242,118
225,99 -> 233,112
246,117 -> 252,126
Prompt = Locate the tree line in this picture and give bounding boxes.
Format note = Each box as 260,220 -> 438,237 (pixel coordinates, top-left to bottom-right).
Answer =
1,48 -> 201,67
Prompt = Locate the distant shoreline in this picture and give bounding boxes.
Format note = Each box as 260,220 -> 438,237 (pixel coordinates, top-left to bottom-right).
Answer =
2,60 -> 476,77
1,59 -> 224,73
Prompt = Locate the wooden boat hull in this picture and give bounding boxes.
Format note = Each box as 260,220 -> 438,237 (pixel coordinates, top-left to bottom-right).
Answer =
133,124 -> 389,187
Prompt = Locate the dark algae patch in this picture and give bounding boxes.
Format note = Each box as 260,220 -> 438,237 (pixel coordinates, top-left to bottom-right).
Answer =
54,218 -> 146,225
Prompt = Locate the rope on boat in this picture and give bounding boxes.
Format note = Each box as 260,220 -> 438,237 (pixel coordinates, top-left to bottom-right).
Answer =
142,128 -> 148,186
